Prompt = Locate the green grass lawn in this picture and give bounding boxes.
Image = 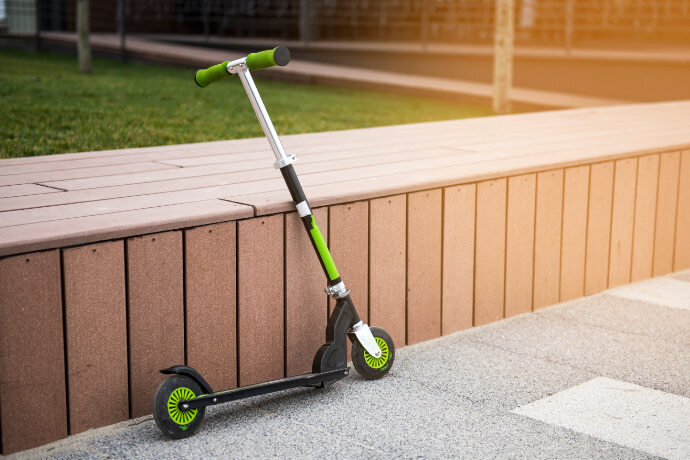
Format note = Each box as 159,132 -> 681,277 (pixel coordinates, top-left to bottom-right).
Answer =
0,49 -> 492,158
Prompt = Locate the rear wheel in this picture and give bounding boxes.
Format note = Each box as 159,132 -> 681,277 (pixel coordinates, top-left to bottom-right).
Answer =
153,375 -> 205,439
351,326 -> 395,380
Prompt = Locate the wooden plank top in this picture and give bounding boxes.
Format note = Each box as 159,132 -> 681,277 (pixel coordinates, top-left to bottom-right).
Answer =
1,101 -> 689,257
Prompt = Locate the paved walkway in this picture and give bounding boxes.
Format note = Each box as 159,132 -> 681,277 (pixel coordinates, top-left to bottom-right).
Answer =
38,32 -> 627,110
153,34 -> 690,65
11,270 -> 689,459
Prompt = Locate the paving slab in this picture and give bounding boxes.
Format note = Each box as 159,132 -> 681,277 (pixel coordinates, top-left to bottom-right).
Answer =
465,303 -> 690,398
513,377 -> 690,460
606,276 -> 690,310
393,336 -> 597,410
543,293 -> 690,347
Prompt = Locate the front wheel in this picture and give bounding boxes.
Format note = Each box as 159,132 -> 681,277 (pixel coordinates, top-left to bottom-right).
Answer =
351,326 -> 395,380
153,375 -> 206,439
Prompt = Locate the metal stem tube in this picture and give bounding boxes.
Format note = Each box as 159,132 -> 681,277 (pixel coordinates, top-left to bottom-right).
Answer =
237,69 -> 295,168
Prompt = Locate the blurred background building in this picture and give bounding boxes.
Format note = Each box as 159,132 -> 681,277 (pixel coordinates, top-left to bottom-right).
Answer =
2,1 -> 689,105
3,0 -> 690,48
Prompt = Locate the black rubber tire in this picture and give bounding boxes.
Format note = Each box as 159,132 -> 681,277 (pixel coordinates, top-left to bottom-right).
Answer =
351,326 -> 395,380
153,375 -> 206,439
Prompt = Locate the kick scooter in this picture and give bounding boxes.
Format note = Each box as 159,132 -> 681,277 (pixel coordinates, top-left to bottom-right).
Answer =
152,46 -> 395,439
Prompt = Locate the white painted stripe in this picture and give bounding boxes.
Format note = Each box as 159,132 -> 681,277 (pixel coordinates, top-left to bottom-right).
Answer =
606,277 -> 690,310
512,377 -> 690,460
295,200 -> 311,217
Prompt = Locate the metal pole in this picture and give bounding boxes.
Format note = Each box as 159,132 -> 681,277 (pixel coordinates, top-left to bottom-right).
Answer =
237,68 -> 293,167
421,0 -> 429,50
203,0 -> 210,43
117,0 -> 126,63
492,0 -> 514,114
299,0 -> 312,44
77,0 -> 91,74
564,0 -> 574,55
35,0 -> 42,50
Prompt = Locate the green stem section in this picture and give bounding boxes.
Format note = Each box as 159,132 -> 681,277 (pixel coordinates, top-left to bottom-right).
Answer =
309,216 -> 339,281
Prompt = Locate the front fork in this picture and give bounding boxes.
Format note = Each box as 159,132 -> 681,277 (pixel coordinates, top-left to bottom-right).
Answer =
235,64 -> 381,360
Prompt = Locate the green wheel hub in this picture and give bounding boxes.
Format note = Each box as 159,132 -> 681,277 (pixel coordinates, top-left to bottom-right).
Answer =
167,387 -> 198,426
363,337 -> 390,369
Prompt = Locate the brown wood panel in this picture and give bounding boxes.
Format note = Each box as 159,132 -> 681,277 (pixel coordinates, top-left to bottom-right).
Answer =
185,222 -> 237,391
369,195 -> 407,347
608,158 -> 638,287
0,251 -> 66,454
127,231 -> 184,418
286,208 -> 328,377
230,120 -> 690,219
675,150 -> 690,271
505,174 -> 536,316
44,144 -> 458,192
585,161 -> 614,295
0,184 -> 58,199
0,199 -> 252,258
0,161 -> 174,187
63,241 -> 128,434
653,152 -> 681,276
406,189 -> 442,344
328,201 -> 369,323
0,181 -> 270,228
442,184 -> 475,332
631,155 -> 660,282
560,165 -> 589,302
237,215 -> 284,386
475,179 -> 507,326
533,170 -> 564,309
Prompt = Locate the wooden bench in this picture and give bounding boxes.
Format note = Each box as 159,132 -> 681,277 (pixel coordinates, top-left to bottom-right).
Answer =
1,101 -> 689,454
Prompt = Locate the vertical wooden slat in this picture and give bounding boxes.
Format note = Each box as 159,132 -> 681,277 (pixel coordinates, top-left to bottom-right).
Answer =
185,222 -> 237,390
653,152 -> 681,276
608,158 -> 638,287
407,189 -> 442,344
370,195 -> 406,347
286,208 -> 328,377
560,165 -> 589,302
329,201 -> 368,323
505,174 -> 535,317
238,215 -> 283,386
442,184 -> 475,332
63,241 -> 128,434
585,161 -> 614,295
475,179 -> 507,326
533,170 -> 564,309
631,154 -> 660,282
0,250 -> 66,454
674,150 -> 690,271
127,231 -> 184,418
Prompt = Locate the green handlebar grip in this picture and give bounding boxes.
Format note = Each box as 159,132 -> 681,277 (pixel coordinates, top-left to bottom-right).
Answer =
194,61 -> 230,88
246,46 -> 290,71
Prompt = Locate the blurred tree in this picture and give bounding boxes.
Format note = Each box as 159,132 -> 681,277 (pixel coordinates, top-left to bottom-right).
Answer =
77,0 -> 90,74
493,0 -> 514,114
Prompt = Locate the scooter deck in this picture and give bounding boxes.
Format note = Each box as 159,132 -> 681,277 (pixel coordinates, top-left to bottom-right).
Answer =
182,368 -> 349,410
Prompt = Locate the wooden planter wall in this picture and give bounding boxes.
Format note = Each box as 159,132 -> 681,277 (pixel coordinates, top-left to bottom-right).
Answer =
1,149 -> 688,454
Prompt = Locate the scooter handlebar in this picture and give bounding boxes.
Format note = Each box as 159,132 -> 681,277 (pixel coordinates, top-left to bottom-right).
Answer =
194,46 -> 290,88
194,61 -> 230,88
247,46 -> 291,70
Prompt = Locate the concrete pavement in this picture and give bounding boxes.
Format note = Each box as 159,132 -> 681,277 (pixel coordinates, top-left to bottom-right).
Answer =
8,270 -> 689,459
